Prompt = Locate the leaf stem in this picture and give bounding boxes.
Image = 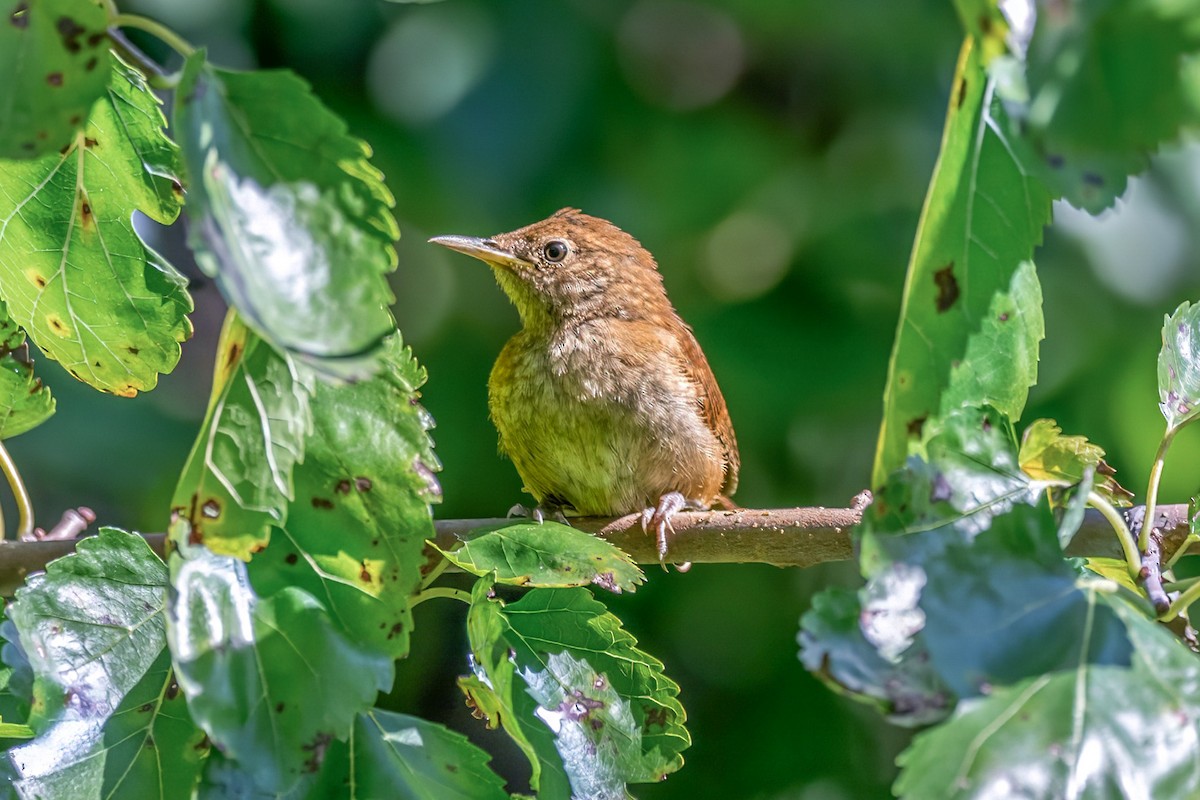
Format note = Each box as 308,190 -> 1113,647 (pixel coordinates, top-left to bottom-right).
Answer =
109,14 -> 195,58
1088,491 -> 1139,579
1167,532 -> 1200,569
410,587 -> 471,607
419,553 -> 449,590
1164,576 -> 1200,594
1162,575 -> 1200,621
0,442 -> 33,540
1141,426 -> 1177,551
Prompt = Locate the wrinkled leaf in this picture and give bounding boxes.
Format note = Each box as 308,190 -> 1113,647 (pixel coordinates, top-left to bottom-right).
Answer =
168,550 -> 394,794
465,582 -> 687,795
5,528 -> 206,798
175,52 -> 397,377
0,299 -> 53,438
896,595 -> 1200,799
0,619 -> 32,728
1158,300 -> 1200,432
522,651 -> 670,799
248,335 -> 439,658
1019,418 -> 1132,506
874,38 -> 1052,486
0,0 -> 112,158
799,587 -> 952,727
171,313 -> 313,560
436,521 -> 644,594
0,57 -> 192,395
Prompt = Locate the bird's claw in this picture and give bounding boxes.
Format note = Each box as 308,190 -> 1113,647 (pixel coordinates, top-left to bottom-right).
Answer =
641,492 -> 691,571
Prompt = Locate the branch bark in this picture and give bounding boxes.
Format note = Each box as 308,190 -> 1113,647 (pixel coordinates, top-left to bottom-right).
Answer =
0,502 -> 1189,596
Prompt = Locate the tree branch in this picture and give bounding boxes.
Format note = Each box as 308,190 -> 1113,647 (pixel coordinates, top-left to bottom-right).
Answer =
0,503 -> 1190,596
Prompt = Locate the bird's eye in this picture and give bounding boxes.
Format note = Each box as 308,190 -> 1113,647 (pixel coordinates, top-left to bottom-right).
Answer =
542,240 -> 569,263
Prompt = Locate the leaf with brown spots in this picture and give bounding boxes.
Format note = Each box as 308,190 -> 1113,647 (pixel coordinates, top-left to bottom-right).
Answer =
245,334 -> 438,659
874,39 -> 1051,486
1158,301 -> 1200,433
0,0 -> 111,158
0,56 -> 192,396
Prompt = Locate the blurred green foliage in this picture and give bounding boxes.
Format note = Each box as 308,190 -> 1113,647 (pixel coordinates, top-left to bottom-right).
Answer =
5,0 -> 1200,795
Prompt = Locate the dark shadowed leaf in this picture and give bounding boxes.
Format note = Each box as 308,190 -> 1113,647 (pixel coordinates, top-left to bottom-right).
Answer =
873,39 -> 1052,485
168,550 -> 393,794
799,587 -> 952,727
174,52 -> 397,377
5,529 -> 206,798
0,299 -> 53,439
171,313 -> 313,560
436,521 -> 644,594
1158,301 -> 1200,432
895,595 -> 1200,799
0,57 -> 192,395
0,0 -> 112,158
464,581 -> 687,796
247,336 -> 439,658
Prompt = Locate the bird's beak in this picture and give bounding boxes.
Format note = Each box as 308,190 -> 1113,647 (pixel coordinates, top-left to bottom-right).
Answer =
428,235 -> 531,270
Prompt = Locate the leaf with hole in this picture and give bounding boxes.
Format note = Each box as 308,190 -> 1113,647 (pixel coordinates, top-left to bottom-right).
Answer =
435,521 -> 644,594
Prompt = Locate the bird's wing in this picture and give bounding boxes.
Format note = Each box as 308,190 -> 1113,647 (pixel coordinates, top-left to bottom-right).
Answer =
670,323 -> 740,496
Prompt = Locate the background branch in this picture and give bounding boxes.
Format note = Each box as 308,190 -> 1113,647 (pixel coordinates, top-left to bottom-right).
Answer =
0,503 -> 1189,596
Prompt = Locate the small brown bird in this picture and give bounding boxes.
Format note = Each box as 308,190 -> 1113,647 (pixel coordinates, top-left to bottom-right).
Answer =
430,208 -> 738,559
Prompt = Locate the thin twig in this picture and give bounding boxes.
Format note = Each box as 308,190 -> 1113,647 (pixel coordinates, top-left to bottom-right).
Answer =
1139,528 -> 1171,616
0,503 -> 1194,597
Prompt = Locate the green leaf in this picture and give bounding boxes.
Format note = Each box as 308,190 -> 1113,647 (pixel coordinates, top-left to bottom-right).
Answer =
168,550 -> 394,794
799,587 -> 952,726
0,0 -> 112,158
895,595 -> 1200,799
522,650 -> 672,798
939,260 -> 1043,420
175,51 -> 397,377
171,313 -> 314,560
0,619 -> 32,727
1024,0 -> 1200,159
465,582 -> 688,795
1158,300 -> 1200,432
0,56 -> 192,396
1019,418 -> 1132,506
0,722 -> 32,739
0,298 -> 53,438
5,528 -> 206,798
862,409 -> 1132,697
874,39 -> 1052,485
247,335 -> 439,658
436,521 -> 644,594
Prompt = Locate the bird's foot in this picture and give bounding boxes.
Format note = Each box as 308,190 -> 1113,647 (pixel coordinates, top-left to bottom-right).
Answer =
640,492 -> 699,571
507,503 -> 569,524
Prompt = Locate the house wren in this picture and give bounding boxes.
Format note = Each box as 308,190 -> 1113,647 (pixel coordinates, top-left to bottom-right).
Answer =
430,208 -> 738,559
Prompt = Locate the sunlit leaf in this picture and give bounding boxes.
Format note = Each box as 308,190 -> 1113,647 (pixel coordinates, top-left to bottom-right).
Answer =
247,336 -> 439,658
175,51 -> 397,378
436,521 -> 644,594
1019,418 -> 1132,506
799,587 -> 952,727
171,313 -> 313,560
5,528 -> 206,798
895,595 -> 1200,799
939,260 -> 1043,421
874,38 -> 1052,485
465,582 -> 687,795
0,56 -> 192,395
168,550 -> 393,794
0,0 -> 111,158
1158,300 -> 1200,432
0,299 -> 52,439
